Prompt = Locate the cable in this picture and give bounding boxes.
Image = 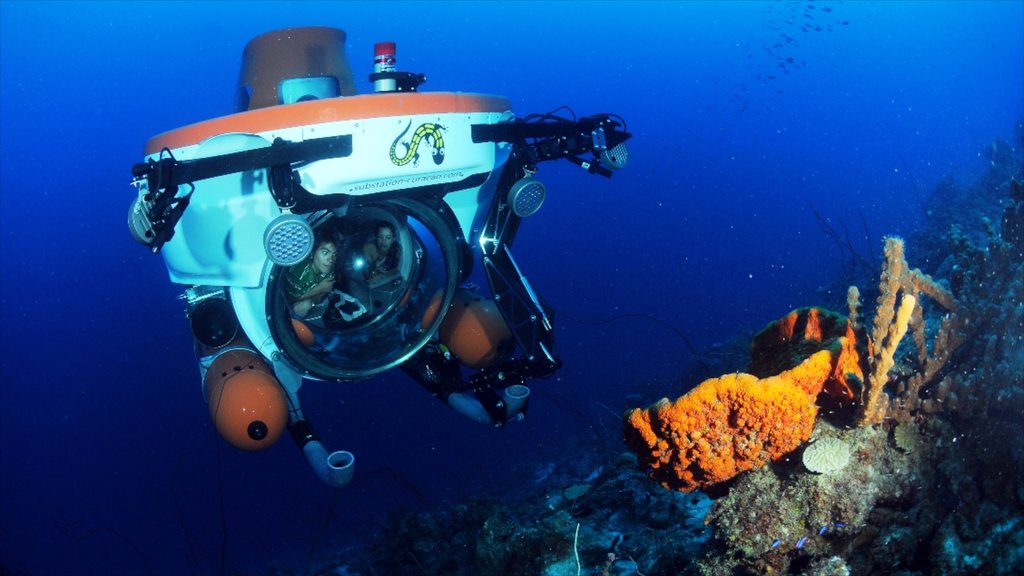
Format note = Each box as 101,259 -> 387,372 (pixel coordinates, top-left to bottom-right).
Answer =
53,520 -> 154,575
171,452 -> 202,576
303,490 -> 342,576
214,424 -> 228,576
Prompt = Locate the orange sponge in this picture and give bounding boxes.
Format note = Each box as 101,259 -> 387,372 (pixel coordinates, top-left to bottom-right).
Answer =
624,371 -> 819,493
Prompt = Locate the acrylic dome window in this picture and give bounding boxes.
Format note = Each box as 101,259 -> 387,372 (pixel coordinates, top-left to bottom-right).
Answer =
268,201 -> 463,380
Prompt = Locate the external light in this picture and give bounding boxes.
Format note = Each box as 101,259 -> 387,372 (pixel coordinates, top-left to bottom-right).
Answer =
599,142 -> 630,171
264,214 -> 314,266
507,176 -> 546,218
127,195 -> 155,246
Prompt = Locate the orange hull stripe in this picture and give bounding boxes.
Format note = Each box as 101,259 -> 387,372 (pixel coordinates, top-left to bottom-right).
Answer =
145,92 -> 511,155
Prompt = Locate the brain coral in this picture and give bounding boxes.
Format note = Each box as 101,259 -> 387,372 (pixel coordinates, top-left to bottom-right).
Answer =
802,437 -> 851,474
623,372 -> 819,493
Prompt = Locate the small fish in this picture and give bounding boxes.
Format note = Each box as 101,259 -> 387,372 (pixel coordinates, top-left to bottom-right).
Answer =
834,522 -> 846,528
796,536 -> 809,549
818,525 -> 828,536
770,539 -> 782,549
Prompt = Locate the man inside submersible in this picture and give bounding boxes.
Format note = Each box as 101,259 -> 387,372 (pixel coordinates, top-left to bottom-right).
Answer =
127,27 -> 631,487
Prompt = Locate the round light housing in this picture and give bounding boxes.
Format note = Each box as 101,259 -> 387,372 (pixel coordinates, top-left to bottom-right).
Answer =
600,142 -> 629,171
264,214 -> 314,266
128,196 -> 155,246
507,176 -> 546,218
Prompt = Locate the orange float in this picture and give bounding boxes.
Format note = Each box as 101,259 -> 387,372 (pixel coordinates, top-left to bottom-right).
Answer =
203,350 -> 288,451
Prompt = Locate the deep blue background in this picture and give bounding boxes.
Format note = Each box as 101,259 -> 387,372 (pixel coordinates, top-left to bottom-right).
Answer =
2,2 -> 1021,574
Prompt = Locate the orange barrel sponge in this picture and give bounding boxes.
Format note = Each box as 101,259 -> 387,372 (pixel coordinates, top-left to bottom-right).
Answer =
623,372 -> 819,493
749,307 -> 863,405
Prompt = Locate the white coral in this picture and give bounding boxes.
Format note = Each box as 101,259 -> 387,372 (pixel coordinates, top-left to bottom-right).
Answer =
802,437 -> 851,474
893,422 -> 921,453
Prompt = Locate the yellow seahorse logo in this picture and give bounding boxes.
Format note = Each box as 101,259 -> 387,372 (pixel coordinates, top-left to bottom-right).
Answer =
390,121 -> 446,167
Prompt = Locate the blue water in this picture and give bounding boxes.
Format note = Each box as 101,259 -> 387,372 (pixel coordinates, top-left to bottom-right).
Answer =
1,1 -> 1021,574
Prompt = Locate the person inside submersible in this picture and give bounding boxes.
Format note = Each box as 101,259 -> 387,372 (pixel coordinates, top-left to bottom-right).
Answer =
361,222 -> 401,285
284,230 -> 337,319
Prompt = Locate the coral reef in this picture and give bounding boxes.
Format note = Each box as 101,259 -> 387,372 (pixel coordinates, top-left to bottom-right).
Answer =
623,232 -> 964,496
623,307 -> 862,493
910,123 -> 1024,273
315,453 -> 711,575
689,136 -> 1024,575
696,419 -> 948,575
853,236 -> 964,425
620,131 -> 1022,575
945,176 -> 1024,421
